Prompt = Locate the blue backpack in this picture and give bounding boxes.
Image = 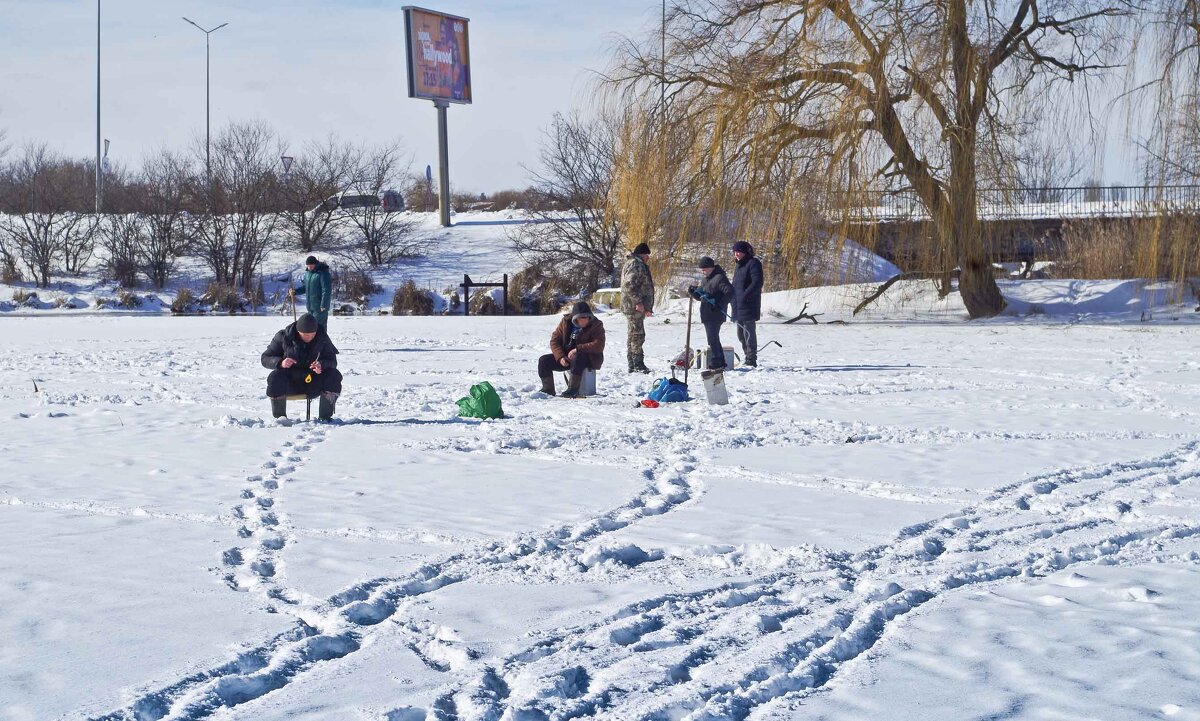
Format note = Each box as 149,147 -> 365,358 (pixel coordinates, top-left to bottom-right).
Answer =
646,377 -> 689,403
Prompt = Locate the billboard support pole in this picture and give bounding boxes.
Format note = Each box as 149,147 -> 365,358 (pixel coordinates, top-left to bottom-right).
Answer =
435,99 -> 451,227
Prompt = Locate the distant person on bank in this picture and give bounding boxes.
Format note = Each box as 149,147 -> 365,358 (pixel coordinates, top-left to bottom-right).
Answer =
262,313 -> 341,420
537,301 -> 606,399
290,255 -> 333,331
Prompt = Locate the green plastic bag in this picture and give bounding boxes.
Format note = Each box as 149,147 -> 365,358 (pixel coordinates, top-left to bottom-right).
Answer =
456,381 -> 504,420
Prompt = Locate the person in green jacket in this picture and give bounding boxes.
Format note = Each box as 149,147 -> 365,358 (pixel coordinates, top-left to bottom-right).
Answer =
291,255 -> 333,331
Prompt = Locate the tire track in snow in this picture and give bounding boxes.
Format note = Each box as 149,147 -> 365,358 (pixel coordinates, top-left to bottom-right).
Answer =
433,441 -> 1200,721
89,435 -> 704,721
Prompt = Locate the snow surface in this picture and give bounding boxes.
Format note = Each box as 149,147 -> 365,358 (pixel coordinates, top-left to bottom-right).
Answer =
4,309 -> 1200,721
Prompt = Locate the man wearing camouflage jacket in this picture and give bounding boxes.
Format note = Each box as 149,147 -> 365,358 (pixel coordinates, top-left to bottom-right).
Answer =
620,242 -> 655,373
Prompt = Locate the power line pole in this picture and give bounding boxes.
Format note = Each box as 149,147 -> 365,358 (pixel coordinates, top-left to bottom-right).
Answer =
96,0 -> 101,214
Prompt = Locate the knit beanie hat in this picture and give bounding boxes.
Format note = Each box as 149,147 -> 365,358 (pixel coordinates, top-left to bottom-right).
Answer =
732,241 -> 753,255
305,255 -> 318,266
570,301 -> 594,322
632,242 -> 651,256
697,256 -> 716,269
296,313 -> 319,333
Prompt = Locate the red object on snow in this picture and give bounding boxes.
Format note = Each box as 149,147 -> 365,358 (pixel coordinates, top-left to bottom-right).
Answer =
640,399 -> 661,408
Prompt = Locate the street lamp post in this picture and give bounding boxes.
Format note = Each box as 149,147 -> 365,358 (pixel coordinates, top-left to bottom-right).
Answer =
96,0 -> 101,214
182,17 -> 229,184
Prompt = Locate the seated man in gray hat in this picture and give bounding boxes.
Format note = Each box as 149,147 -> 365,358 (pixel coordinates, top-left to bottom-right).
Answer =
537,301 -> 605,399
261,312 -> 342,419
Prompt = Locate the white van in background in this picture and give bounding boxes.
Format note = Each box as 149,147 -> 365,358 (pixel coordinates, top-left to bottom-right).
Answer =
311,190 -> 405,214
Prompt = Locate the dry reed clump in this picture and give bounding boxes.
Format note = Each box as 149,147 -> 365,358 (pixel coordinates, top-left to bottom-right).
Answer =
468,290 -> 505,315
116,289 -> 143,309
1060,216 -> 1200,284
334,269 -> 383,308
171,288 -> 197,314
202,282 -> 243,314
508,264 -> 577,315
391,279 -> 435,316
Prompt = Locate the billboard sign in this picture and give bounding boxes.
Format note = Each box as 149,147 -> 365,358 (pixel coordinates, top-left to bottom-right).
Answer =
403,6 -> 472,104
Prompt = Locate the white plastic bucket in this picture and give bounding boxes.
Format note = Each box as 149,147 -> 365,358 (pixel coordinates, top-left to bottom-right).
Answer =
702,369 -> 729,405
567,368 -> 597,396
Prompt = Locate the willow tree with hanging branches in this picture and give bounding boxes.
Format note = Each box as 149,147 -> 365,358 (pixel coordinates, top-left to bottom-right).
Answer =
608,0 -> 1133,318
1138,1 -> 1200,183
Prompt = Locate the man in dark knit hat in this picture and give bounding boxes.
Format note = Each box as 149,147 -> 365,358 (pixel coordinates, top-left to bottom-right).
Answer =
731,240 -> 764,367
261,312 -> 342,419
688,256 -> 734,370
290,255 -> 333,331
537,301 -> 606,398
620,242 -> 654,373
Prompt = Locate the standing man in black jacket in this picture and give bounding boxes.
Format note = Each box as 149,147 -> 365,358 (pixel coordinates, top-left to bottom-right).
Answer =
689,256 -> 734,370
261,313 -> 342,419
731,240 -> 764,367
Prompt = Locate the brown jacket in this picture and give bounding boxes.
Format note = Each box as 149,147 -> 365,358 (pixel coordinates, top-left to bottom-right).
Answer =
550,314 -> 606,369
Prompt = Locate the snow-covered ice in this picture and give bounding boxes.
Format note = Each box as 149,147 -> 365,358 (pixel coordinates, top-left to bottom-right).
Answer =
4,311 -> 1200,721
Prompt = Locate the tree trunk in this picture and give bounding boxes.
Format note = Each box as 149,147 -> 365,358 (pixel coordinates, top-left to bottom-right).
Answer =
958,257 -> 1005,318
948,0 -> 1005,320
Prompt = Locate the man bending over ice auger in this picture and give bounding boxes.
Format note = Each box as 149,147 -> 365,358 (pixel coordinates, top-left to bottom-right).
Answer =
262,312 -> 342,420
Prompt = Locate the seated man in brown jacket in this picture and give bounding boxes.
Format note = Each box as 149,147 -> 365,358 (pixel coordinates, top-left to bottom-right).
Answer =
538,301 -> 605,398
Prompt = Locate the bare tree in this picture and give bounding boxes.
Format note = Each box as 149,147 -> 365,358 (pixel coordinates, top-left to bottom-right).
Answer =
137,150 -> 194,288
337,142 -> 421,267
276,135 -> 359,252
191,121 -> 283,291
99,213 -> 141,288
0,143 -> 95,287
612,0 -> 1134,318
510,112 -> 625,291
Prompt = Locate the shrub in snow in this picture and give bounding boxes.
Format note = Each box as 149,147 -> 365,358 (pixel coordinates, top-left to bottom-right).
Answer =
468,290 -> 505,315
334,269 -> 382,310
116,289 -> 142,309
509,264 -> 578,315
202,282 -> 243,314
391,279 -> 435,316
0,255 -> 20,284
171,288 -> 197,315
12,289 -> 36,306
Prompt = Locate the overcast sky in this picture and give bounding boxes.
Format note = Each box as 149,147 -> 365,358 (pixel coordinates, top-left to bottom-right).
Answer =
0,0 -> 659,191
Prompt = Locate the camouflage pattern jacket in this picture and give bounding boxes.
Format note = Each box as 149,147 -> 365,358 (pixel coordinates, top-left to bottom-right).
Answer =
620,254 -> 655,315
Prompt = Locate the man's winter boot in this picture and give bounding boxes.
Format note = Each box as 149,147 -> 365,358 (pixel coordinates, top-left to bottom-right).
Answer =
744,356 -> 758,368
539,375 -> 556,396
318,391 -> 338,421
270,397 -> 287,419
560,372 -> 584,399
633,354 -> 651,373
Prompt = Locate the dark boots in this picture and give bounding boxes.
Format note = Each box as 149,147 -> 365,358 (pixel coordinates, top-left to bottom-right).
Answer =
318,392 -> 338,421
539,375 -> 556,396
270,397 -> 287,418
560,372 -> 584,399
628,353 -> 651,374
